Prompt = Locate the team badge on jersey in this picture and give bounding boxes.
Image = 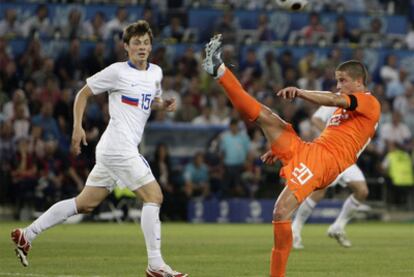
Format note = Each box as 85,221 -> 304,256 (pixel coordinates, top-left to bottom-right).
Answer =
121,95 -> 139,106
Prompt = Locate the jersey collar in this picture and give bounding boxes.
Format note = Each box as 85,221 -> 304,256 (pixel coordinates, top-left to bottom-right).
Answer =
127,60 -> 150,70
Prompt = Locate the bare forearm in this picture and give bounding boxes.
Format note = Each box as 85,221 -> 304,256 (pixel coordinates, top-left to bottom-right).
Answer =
298,90 -> 348,108
73,85 -> 93,128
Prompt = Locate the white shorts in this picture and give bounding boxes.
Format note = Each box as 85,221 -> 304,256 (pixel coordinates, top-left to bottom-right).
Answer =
85,154 -> 155,192
328,164 -> 365,188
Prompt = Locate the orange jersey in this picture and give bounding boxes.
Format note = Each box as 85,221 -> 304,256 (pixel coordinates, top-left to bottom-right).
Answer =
314,92 -> 381,172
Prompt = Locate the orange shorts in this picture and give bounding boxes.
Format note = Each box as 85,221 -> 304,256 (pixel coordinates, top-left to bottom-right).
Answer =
271,124 -> 341,203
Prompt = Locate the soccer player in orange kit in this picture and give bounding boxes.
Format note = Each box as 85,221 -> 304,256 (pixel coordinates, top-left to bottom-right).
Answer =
202,34 -> 380,277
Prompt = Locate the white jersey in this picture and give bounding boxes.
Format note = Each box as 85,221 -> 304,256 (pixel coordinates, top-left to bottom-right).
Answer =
312,105 -> 337,126
87,61 -> 162,158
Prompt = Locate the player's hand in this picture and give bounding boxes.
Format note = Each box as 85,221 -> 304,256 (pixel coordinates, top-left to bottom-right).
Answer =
164,98 -> 177,112
260,150 -> 278,165
276,87 -> 303,100
71,126 -> 87,156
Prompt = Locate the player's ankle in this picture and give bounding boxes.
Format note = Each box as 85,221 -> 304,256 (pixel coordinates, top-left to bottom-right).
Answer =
215,64 -> 226,79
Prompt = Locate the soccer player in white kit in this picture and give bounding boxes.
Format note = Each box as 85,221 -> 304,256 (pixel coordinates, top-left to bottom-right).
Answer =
11,20 -> 188,277
291,104 -> 369,249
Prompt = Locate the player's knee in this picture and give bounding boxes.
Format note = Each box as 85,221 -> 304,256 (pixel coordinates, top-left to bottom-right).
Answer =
356,185 -> 369,201
77,203 -> 97,214
154,193 -> 163,205
144,193 -> 163,205
273,205 -> 289,221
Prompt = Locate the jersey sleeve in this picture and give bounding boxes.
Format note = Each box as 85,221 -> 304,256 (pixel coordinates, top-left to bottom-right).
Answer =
346,92 -> 380,120
155,66 -> 163,98
312,106 -> 335,123
86,64 -> 119,95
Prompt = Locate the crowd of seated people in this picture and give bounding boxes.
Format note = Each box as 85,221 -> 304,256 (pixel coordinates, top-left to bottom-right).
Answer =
0,0 -> 413,220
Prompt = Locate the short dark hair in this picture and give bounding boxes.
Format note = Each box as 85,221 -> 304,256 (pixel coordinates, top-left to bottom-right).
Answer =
336,60 -> 368,86
122,20 -> 153,44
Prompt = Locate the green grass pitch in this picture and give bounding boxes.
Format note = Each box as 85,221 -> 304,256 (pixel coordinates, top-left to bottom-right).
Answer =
0,222 -> 413,276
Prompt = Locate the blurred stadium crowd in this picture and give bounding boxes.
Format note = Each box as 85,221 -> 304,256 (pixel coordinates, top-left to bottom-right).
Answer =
1,0 -> 414,220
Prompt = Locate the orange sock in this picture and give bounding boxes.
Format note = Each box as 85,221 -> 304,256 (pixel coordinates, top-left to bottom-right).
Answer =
218,67 -> 262,122
270,220 -> 292,277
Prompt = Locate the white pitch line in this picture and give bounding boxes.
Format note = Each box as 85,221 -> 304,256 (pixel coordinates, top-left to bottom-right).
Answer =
0,273 -> 104,277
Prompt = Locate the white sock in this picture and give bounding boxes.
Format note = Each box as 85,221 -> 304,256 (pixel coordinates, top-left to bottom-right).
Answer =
331,194 -> 361,230
292,198 -> 316,235
215,64 -> 226,79
24,198 -> 78,243
141,203 -> 165,269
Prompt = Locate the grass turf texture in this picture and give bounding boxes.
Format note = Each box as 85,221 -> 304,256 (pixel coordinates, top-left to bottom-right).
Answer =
0,222 -> 413,277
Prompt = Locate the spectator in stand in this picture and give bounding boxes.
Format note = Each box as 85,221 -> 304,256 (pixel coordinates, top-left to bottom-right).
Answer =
3,89 -> 30,121
297,67 -> 322,91
104,6 -> 130,40
405,23 -> 414,50
184,77 -> 204,110
385,69 -> 411,101
0,37 -> 13,75
32,57 -> 57,87
176,47 -> 199,79
298,51 -> 316,78
0,8 -> 23,38
320,48 -> 343,73
397,91 -> 414,135
23,79 -> 41,116
31,101 -> 60,141
22,4 -> 53,38
183,151 -> 210,199
219,119 -> 251,197
278,50 -> 298,82
82,41 -> 108,76
65,151 -> 89,197
56,38 -> 83,88
283,67 -> 299,87
378,111 -> 412,153
240,48 -> 262,86
175,93 -> 198,122
141,7 -> 159,37
35,139 -> 69,209
11,137 -> 38,219
60,8 -> 89,40
257,14 -> 275,42
381,141 -> 414,209
151,46 -> 173,75
0,120 -> 15,170
213,9 -> 239,44
11,103 -> 30,140
150,143 -> 187,220
38,77 -> 61,106
211,93 -> 231,125
84,12 -> 106,41
107,39 -> 128,64
332,16 -> 357,45
380,54 -> 399,84
27,125 -> 46,160
300,12 -> 326,44
161,16 -> 185,43
241,48 -> 262,76
262,51 -> 283,91
191,105 -> 221,125
19,38 -> 44,81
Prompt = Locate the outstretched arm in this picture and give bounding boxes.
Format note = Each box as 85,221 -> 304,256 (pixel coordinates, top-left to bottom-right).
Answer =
277,87 -> 350,109
72,85 -> 93,155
